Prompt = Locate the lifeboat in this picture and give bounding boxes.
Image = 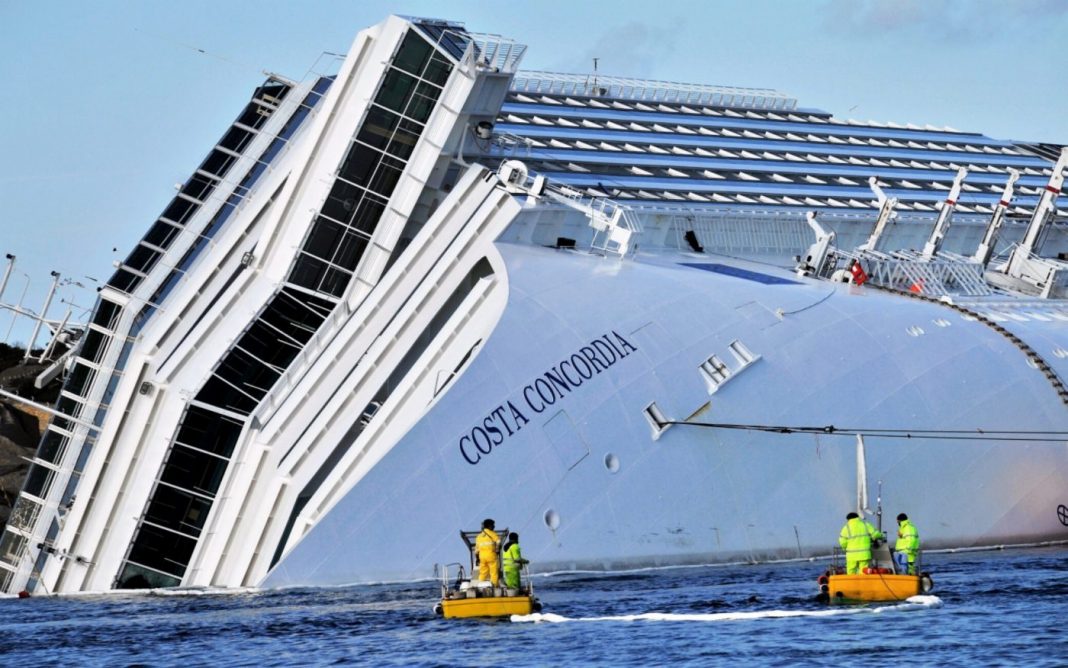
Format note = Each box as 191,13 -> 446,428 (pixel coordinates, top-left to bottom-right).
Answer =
816,541 -> 933,604
434,528 -> 542,619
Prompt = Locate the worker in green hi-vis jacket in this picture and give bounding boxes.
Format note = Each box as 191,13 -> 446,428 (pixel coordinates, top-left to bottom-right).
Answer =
502,532 -> 529,590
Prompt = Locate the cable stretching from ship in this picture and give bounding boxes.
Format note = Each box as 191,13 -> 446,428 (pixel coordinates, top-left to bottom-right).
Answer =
661,420 -> 1068,443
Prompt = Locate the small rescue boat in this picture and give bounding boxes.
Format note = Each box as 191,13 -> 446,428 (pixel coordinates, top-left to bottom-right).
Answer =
816,541 -> 933,604
434,528 -> 542,619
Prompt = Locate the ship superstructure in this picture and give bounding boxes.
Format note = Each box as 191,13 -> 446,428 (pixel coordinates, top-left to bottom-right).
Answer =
2,15 -> 1066,594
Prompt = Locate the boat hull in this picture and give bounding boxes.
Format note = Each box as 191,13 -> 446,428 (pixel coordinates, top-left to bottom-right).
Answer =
826,574 -> 921,603
440,595 -> 536,618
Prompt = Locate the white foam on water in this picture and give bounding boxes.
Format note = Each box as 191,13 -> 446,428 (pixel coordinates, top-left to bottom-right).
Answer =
511,595 -> 942,623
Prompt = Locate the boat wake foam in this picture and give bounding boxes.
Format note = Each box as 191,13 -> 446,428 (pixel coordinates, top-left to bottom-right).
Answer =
511,595 -> 942,623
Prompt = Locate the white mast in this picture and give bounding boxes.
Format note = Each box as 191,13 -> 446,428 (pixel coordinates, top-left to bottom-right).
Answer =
973,169 -> 1020,267
921,167 -> 967,259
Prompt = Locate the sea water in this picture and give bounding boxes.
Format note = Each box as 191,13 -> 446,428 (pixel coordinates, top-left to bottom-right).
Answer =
1,547 -> 1065,666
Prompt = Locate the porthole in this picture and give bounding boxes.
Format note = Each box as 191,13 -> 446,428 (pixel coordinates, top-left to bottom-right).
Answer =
604,453 -> 620,473
544,509 -> 561,530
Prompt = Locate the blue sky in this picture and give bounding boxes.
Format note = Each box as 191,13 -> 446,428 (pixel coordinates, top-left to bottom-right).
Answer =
1,0 -> 1066,345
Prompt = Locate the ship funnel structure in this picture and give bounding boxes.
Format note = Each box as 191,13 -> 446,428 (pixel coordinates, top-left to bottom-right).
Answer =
858,177 -> 898,252
921,167 -> 967,260
973,169 -> 1020,267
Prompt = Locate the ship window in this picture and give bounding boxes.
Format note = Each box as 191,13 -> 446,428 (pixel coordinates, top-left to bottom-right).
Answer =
65,360 -> 98,397
377,69 -> 420,115
337,146 -> 381,189
320,179 -> 365,226
116,562 -> 180,589
174,405 -> 245,457
90,299 -> 122,330
404,81 -> 441,124
217,126 -> 254,154
357,105 -> 403,152
392,31 -> 435,79
143,220 -> 183,248
36,430 -> 68,464
123,244 -> 159,273
159,444 -> 230,498
198,374 -> 259,415
22,463 -> 56,499
0,530 -> 28,565
543,509 -> 561,530
179,173 -> 218,203
143,484 -> 213,535
122,524 -> 197,578
367,154 -> 406,197
422,52 -> 452,87
77,328 -> 109,364
200,149 -> 238,178
161,197 -> 197,227
304,218 -> 371,271
106,268 -> 140,293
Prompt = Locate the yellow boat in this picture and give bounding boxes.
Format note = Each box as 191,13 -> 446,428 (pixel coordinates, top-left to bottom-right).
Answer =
817,542 -> 933,604
434,528 -> 542,619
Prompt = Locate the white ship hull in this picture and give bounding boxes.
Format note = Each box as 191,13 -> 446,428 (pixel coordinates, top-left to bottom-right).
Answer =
265,242 -> 1068,587
3,14 -> 1067,595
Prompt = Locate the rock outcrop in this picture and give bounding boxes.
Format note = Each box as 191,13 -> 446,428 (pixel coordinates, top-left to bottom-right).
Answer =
0,401 -> 41,527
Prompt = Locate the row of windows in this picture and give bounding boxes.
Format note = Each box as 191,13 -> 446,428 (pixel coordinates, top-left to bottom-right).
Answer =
118,28 -> 456,589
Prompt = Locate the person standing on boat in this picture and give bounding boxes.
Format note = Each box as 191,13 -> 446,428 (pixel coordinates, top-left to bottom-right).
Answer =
476,519 -> 501,587
502,532 -> 529,590
894,513 -> 920,574
838,512 -> 884,574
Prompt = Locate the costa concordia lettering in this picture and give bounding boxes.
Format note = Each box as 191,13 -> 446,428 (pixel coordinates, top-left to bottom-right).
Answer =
460,330 -> 637,464
2,15 -> 1067,594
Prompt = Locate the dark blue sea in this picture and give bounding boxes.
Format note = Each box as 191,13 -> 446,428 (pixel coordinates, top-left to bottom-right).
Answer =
2,547 -> 1065,666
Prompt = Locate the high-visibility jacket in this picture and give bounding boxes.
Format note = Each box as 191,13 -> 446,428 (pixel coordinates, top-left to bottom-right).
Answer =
895,520 -> 920,558
476,528 -> 500,561
838,517 -> 883,562
502,543 -> 524,573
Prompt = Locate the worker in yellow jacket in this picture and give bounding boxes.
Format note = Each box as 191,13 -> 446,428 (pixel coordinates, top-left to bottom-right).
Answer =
838,512 -> 884,574
894,513 -> 920,574
475,518 -> 501,586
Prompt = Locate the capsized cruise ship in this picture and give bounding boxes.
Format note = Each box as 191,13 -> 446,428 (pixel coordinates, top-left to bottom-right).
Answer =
2,14 -> 1067,594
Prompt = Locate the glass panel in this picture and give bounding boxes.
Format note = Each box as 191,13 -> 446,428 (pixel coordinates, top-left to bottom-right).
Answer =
123,524 -> 197,578
159,444 -> 229,498
173,406 -> 245,457
23,464 -> 55,499
337,145 -> 382,189
0,530 -> 28,564
37,429 -> 68,464
376,69 -> 419,115
404,81 -> 441,124
65,360 -> 97,397
217,126 -> 254,153
116,561 -> 181,589
90,300 -> 122,330
392,31 -> 434,77
143,485 -> 213,536
356,105 -> 402,152
143,220 -> 183,248
201,149 -> 238,178
78,329 -> 109,364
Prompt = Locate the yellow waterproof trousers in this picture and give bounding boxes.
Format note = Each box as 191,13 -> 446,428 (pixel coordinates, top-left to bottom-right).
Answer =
846,558 -> 869,574
479,556 -> 499,586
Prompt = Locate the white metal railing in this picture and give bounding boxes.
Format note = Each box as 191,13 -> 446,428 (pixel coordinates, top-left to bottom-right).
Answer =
544,185 -> 643,258
512,71 -> 797,111
469,33 -> 527,73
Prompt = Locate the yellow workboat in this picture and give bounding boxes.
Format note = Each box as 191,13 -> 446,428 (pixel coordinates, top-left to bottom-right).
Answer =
817,541 -> 933,604
434,528 -> 542,619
